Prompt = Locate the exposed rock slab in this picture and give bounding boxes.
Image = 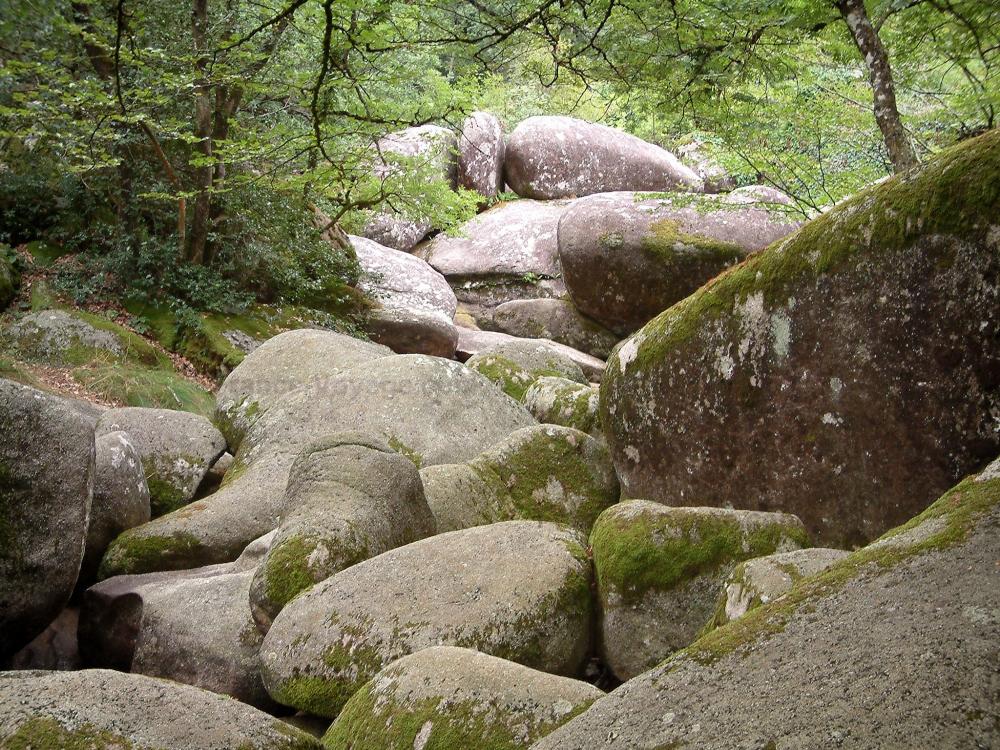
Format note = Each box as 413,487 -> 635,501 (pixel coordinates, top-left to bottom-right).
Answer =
458,111 -> 505,199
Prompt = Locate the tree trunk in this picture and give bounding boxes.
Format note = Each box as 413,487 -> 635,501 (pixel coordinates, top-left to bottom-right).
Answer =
187,0 -> 214,264
836,0 -> 919,172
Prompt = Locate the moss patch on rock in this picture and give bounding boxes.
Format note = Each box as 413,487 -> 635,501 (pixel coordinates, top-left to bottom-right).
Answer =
97,529 -> 203,579
1,716 -> 138,750
591,505 -> 810,607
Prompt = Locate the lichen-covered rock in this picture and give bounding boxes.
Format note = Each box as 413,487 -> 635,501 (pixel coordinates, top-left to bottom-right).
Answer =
78,431 -> 150,587
422,424 -> 618,533
726,183 -> 796,205
101,356 -> 534,577
532,459 -> 1000,749
601,131 -> 1000,547
214,329 -> 392,449
558,191 -> 802,335
324,646 -> 602,750
416,200 -> 571,310
590,501 -> 809,680
524,377 -> 602,436
96,407 -> 226,518
0,669 -> 321,749
80,533 -> 274,707
260,521 -> 592,718
352,234 -> 459,357
362,125 -> 458,252
2,308 -> 166,366
0,379 -> 94,663
249,433 -> 436,632
467,340 -> 587,401
492,298 -> 619,359
707,547 -> 849,629
456,328 -> 606,382
505,116 -> 702,199
458,111 -> 505,200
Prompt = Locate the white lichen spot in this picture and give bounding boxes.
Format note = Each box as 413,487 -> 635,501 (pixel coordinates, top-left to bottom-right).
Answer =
821,412 -> 843,427
624,445 -> 641,463
617,335 -> 642,374
770,310 -> 791,360
715,351 -> 735,380
413,720 -> 434,750
830,377 -> 844,399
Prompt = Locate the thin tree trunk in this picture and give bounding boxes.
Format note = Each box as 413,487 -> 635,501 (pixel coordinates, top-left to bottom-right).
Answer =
188,0 -> 214,264
836,0 -> 919,172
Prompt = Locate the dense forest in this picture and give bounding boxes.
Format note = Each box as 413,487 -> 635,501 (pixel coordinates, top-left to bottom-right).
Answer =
1,2 -> 998,749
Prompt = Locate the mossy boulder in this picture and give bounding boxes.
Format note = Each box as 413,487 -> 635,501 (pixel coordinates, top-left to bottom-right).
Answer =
457,328 -> 607,382
601,130 -> 1000,548
96,407 -> 226,518
590,500 -> 809,680
0,669 -> 321,749
249,433 -> 436,632
559,190 -> 801,335
214,328 -> 392,450
0,244 -> 20,309
422,424 -> 619,534
0,379 -> 95,663
467,340 -> 587,402
492,298 -> 620,359
260,521 -> 593,718
705,547 -> 849,631
101,355 -> 535,578
81,533 -> 275,708
524,376 -> 602,436
324,646 -> 603,750
78,431 -> 151,589
533,458 -> 1000,749
504,116 -> 701,199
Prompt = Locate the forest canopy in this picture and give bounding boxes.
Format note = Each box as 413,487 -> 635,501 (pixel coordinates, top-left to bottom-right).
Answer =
1,0 -> 996,316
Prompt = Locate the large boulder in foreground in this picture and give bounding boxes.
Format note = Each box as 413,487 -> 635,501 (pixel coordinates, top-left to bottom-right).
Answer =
590,501 -> 808,680
0,380 -> 94,663
458,111 -> 505,200
325,646 -> 603,750
249,433 -> 435,631
96,407 -> 225,517
260,521 -> 592,718
559,191 -> 802,335
214,328 -> 391,449
100,356 -> 534,577
0,669 -> 321,749
532,458 -> 1000,749
602,130 -> 1000,547
505,116 -> 701,199
422,424 -> 618,534
416,199 -> 571,313
81,533 -> 274,707
351,234 -> 459,357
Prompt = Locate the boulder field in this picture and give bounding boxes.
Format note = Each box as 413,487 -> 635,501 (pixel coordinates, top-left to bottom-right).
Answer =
1,124 -> 998,750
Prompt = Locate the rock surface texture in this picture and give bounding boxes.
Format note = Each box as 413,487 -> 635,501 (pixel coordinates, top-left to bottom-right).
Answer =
492,297 -> 619,359
458,111 -> 505,199
102,355 -> 534,577
351,233 -> 459,357
505,116 -> 702,199
249,433 -> 436,631
0,669 -> 321,749
260,521 -> 592,718
590,501 -> 809,680
532,459 -> 1000,749
601,130 -> 1000,547
558,191 -> 802,335
0,380 -> 94,663
324,646 -> 603,750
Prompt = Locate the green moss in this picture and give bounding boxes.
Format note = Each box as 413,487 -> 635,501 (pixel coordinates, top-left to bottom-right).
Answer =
529,379 -> 600,434
2,717 -> 138,749
0,354 -> 39,387
262,535 -> 324,612
145,474 -> 191,518
322,679 -> 586,750
72,364 -> 215,418
469,354 -> 569,403
611,129 -> 1000,379
0,246 -> 19,309
387,436 -> 422,469
590,506 -> 808,606
682,470 -> 1000,665
97,529 -> 203,578
642,218 -> 746,265
272,675 -> 361,722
